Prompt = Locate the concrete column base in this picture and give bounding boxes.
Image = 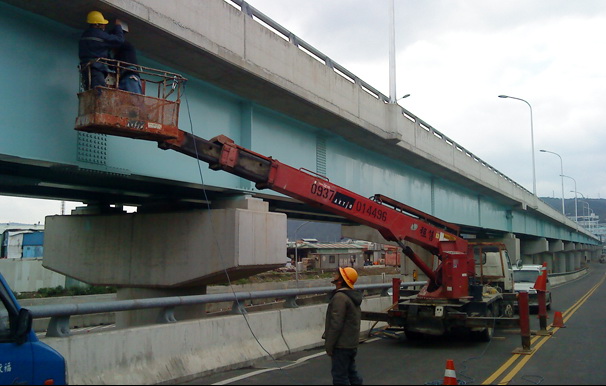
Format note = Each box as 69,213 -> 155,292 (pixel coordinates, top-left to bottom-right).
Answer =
43,196 -> 287,288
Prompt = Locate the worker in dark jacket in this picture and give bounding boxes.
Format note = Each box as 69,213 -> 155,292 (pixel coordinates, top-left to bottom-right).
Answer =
112,21 -> 143,94
323,267 -> 364,385
79,11 -> 125,89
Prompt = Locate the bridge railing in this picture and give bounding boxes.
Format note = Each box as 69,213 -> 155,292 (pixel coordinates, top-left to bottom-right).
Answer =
226,0 -> 531,197
27,281 -> 426,338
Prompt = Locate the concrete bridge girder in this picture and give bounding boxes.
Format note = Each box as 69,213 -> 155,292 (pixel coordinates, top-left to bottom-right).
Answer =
521,238 -> 549,256
549,240 -> 564,253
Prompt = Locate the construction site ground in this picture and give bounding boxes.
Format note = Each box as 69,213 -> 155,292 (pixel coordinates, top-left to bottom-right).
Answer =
238,266 -> 401,284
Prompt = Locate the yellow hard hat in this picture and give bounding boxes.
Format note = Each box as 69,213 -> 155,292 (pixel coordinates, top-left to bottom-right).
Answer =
339,267 -> 358,289
87,11 -> 109,25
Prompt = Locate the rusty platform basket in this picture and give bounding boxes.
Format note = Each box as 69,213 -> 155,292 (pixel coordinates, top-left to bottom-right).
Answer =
75,59 -> 187,142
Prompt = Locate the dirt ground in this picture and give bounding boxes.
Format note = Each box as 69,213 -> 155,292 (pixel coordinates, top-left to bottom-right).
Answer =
243,266 -> 401,284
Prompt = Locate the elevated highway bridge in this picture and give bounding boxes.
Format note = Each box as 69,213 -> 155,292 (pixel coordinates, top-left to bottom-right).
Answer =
0,0 -> 601,383
0,0 -> 599,283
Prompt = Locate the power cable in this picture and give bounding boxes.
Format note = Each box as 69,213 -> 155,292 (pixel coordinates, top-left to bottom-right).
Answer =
456,310 -> 497,384
183,87 -> 303,385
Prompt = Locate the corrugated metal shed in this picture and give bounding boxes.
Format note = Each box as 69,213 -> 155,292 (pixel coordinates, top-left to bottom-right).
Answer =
22,231 -> 44,258
1,227 -> 45,259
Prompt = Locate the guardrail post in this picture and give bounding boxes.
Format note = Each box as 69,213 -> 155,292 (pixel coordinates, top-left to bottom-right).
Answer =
284,296 -> 298,309
512,291 -> 534,355
231,301 -> 247,315
157,307 -> 177,324
46,315 -> 71,338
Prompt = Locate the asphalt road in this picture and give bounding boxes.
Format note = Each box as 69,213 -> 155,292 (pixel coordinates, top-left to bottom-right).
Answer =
182,263 -> 606,385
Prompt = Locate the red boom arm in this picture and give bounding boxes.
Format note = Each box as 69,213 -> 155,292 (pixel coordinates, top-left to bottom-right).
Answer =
75,119 -> 471,298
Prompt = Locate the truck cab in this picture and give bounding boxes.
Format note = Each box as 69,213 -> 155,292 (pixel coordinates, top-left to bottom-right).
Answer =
470,242 -> 515,293
0,272 -> 67,385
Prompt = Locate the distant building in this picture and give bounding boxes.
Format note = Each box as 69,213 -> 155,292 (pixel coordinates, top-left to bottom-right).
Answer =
0,223 -> 45,259
287,240 -> 401,270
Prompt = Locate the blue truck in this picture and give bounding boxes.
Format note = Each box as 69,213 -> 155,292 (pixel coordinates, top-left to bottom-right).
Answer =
0,272 -> 67,385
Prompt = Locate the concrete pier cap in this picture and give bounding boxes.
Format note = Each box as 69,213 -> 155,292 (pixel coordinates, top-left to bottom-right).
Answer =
43,196 -> 287,288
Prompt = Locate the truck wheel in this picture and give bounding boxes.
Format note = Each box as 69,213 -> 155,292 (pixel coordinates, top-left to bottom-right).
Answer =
502,303 -> 514,318
472,309 -> 494,342
547,294 -> 552,310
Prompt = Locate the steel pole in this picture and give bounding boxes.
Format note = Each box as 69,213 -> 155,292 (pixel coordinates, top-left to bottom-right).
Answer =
499,95 -> 536,195
562,175 -> 578,222
540,150 -> 565,215
392,277 -> 401,305
294,221 -> 311,288
518,291 -> 532,353
388,0 -> 396,103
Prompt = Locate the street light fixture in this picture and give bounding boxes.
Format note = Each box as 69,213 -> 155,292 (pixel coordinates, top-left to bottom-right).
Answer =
539,149 -> 565,215
572,191 -> 591,220
499,95 -> 537,196
561,175 -> 578,222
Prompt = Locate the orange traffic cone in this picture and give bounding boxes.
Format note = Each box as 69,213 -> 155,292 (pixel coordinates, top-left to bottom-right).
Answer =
443,359 -> 458,385
552,311 -> 566,328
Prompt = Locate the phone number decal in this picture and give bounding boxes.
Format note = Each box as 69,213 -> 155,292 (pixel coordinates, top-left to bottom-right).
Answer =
309,182 -> 387,222
354,201 -> 387,222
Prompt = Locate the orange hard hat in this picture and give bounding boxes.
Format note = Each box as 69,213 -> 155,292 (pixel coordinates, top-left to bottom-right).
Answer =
339,267 -> 358,289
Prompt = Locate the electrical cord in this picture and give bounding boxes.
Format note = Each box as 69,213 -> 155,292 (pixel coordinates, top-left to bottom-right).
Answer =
456,311 -> 497,384
424,309 -> 498,385
183,87 -> 304,385
521,375 -> 545,384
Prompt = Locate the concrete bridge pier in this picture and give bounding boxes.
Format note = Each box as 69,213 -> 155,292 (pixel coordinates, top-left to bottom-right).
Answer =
520,237 -> 549,267
43,196 -> 287,327
549,240 -> 564,273
554,253 -> 568,273
563,242 -> 576,271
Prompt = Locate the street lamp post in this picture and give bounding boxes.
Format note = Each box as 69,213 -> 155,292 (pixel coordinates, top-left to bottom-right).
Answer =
579,200 -> 589,221
540,149 -> 565,215
499,95 -> 537,196
294,221 -> 311,288
388,0 -> 396,103
573,191 -> 590,220
561,175 -> 578,222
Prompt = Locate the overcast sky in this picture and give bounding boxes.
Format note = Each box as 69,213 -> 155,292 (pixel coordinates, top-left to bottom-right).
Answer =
1,0 -> 605,224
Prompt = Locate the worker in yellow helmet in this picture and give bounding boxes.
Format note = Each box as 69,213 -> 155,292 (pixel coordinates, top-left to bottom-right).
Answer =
323,266 -> 364,385
79,11 -> 125,89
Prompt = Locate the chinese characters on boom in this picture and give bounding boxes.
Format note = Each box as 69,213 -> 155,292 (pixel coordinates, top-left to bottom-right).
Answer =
0,362 -> 12,374
419,226 -> 436,240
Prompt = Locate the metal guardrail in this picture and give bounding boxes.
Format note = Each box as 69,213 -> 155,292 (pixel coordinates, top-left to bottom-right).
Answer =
28,281 -> 426,338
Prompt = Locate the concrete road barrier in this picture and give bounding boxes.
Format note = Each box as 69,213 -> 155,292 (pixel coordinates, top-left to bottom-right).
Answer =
44,296 -> 392,385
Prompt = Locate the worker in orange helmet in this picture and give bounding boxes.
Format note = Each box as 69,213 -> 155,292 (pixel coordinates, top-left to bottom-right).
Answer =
323,267 -> 364,385
79,11 -> 125,90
